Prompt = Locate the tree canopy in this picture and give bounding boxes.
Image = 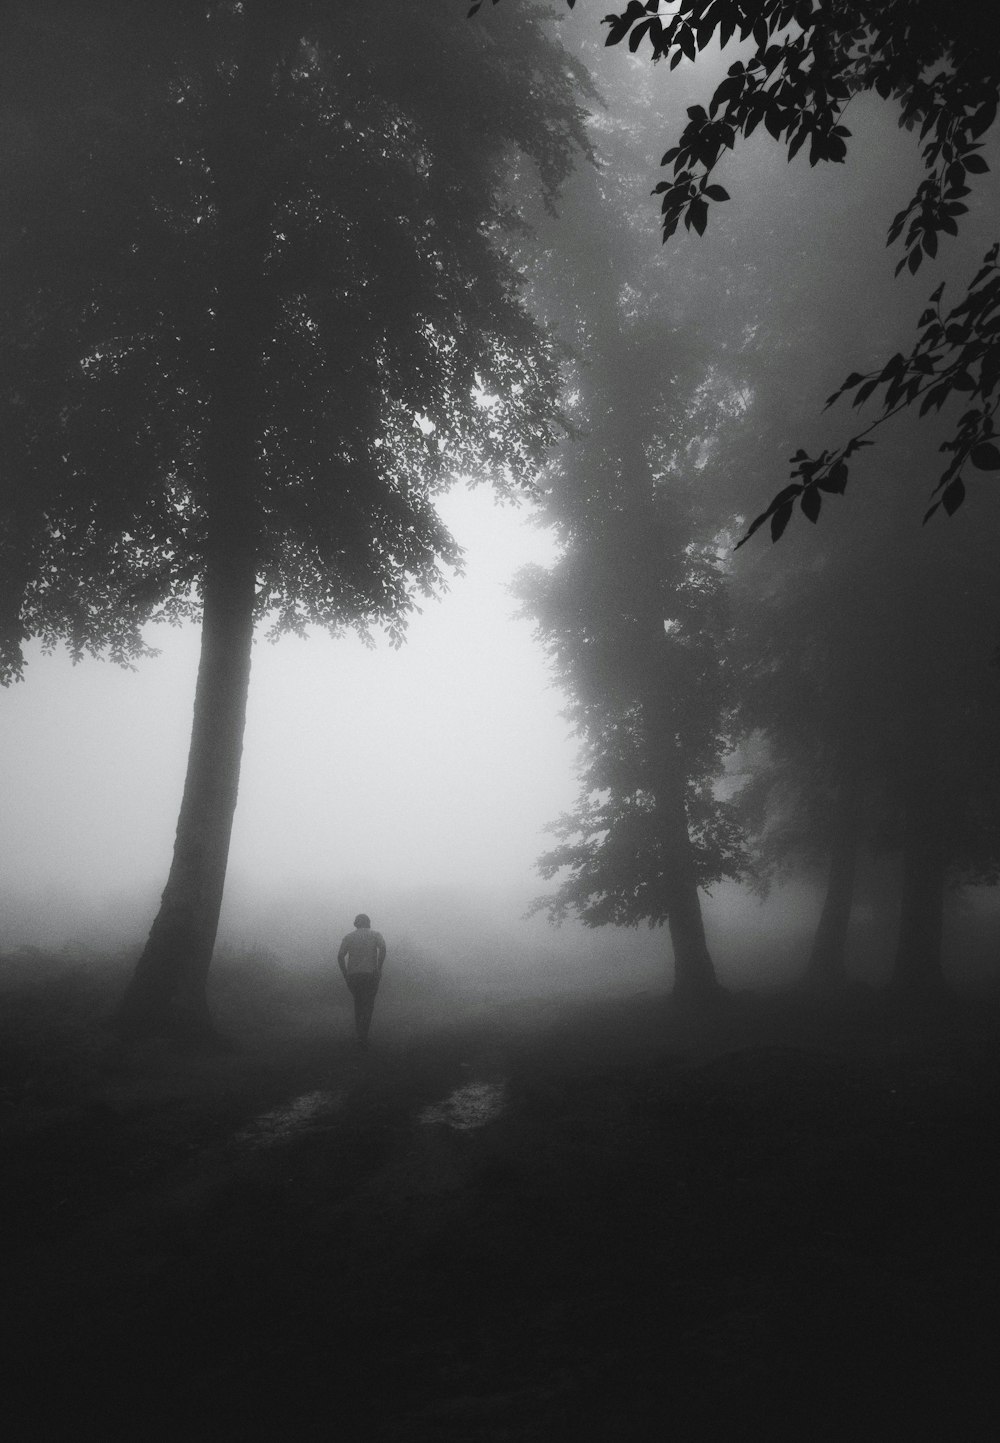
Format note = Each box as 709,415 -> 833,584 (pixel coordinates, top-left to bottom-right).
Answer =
477,0 -> 1000,541
512,49 -> 755,1002
1,0 -> 588,684
512,15 -> 1000,1000
1,0 -> 590,1033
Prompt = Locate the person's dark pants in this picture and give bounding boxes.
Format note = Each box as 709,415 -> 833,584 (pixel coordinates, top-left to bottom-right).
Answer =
346,972 -> 379,1044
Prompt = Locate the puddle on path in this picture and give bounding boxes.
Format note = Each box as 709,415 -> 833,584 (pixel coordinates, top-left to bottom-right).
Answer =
231,1077 -> 506,1152
232,1089 -> 344,1150
418,1079 -> 508,1133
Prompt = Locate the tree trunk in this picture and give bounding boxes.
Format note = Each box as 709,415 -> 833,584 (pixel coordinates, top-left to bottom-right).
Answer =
655,768 -> 721,1007
805,775 -> 862,990
666,872 -> 720,1006
116,4 -> 275,1038
888,779 -> 948,1001
116,549 -> 256,1037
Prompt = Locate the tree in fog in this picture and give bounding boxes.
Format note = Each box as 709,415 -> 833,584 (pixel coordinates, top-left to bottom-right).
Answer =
733,647 -> 870,993
712,158 -> 912,991
724,208 -> 1000,996
515,78 -> 746,1005
487,0 -> 999,538
733,509 -> 909,992
703,141 -> 1000,997
0,5 -> 184,676
738,442 -> 1000,997
479,0 -> 1000,1001
0,1 -> 587,1035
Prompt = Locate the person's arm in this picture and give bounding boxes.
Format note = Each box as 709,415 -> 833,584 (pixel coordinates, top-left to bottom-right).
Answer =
376,934 -> 386,975
337,937 -> 349,981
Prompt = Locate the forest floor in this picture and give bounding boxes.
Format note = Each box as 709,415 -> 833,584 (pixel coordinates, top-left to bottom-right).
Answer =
2,957 -> 1000,1442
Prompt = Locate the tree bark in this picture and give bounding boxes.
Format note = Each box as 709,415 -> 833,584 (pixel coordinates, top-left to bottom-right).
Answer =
116,549 -> 256,1037
654,765 -> 721,1007
805,775 -> 862,990
116,4 -> 274,1038
666,872 -> 720,1006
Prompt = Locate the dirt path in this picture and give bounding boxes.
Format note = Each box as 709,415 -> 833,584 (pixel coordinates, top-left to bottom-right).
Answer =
5,992 -> 1000,1440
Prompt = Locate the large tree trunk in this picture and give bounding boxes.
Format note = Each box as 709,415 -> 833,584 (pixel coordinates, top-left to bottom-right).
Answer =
666,872 -> 720,1006
116,550 -> 256,1037
116,314 -> 260,1038
655,767 -> 721,1007
116,6 -> 275,1039
805,775 -> 862,990
888,775 -> 948,1001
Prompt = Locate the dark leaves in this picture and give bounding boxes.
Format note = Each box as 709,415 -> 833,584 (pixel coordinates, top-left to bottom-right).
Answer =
800,487 -> 821,523
686,197 -> 709,234
770,503 -> 794,542
604,0 -> 649,48
818,461 -> 848,494
534,0 -> 1000,541
942,477 -> 966,514
971,441 -> 1000,470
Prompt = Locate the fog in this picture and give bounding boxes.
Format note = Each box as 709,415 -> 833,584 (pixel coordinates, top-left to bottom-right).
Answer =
0,473 -> 832,990
1,489 -> 572,945
7,11 -> 1000,1441
3,11 -> 999,1008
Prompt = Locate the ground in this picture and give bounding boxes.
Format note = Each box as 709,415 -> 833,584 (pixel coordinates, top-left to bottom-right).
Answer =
2,956 -> 1000,1440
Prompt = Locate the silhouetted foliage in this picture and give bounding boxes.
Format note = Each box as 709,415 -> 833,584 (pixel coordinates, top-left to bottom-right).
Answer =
481,1 -> 999,538
732,428 -> 1000,995
515,75 -> 747,1004
2,1 -> 588,1032
2,1 -> 587,683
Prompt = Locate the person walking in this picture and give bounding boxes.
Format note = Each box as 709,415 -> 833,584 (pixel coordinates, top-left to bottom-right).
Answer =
337,913 -> 386,1047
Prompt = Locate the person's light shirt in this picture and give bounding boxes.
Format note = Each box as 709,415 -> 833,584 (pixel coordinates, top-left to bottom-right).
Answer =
337,928 -> 386,976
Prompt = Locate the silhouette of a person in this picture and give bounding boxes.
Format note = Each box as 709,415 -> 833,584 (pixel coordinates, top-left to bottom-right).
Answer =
337,913 -> 386,1047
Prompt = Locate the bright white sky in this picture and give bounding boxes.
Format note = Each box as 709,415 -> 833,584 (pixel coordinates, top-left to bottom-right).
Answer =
0,486 -> 582,947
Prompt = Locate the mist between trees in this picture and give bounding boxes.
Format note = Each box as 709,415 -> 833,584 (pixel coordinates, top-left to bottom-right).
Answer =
2,1 -> 999,1036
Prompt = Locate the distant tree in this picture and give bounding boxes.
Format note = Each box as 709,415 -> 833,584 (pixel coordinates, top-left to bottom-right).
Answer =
518,424 -> 741,1005
733,432 -> 1000,999
627,78 -> 1000,1000
477,0 -> 1000,540
713,174 -> 1000,998
732,651 -> 871,994
476,1 -> 1000,1003
515,93 -> 746,1006
1,1 -> 588,1036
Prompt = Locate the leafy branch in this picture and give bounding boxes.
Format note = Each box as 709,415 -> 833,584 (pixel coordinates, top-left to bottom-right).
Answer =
737,243 -> 1000,545
474,2 -> 999,539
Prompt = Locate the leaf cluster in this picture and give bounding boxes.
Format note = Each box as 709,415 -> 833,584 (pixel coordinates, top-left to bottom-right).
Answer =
495,0 -> 999,540
591,3 -> 995,255
1,0 -> 590,681
516,370 -> 745,925
739,242 -> 1000,543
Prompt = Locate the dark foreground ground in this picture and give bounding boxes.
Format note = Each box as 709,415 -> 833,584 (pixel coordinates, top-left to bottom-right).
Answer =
3,959 -> 1000,1441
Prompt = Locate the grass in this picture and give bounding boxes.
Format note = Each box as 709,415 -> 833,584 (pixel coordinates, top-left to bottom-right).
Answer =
3,945 -> 1000,1439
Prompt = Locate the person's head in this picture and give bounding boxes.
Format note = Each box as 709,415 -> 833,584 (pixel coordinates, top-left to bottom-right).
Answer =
354,913 -> 371,929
